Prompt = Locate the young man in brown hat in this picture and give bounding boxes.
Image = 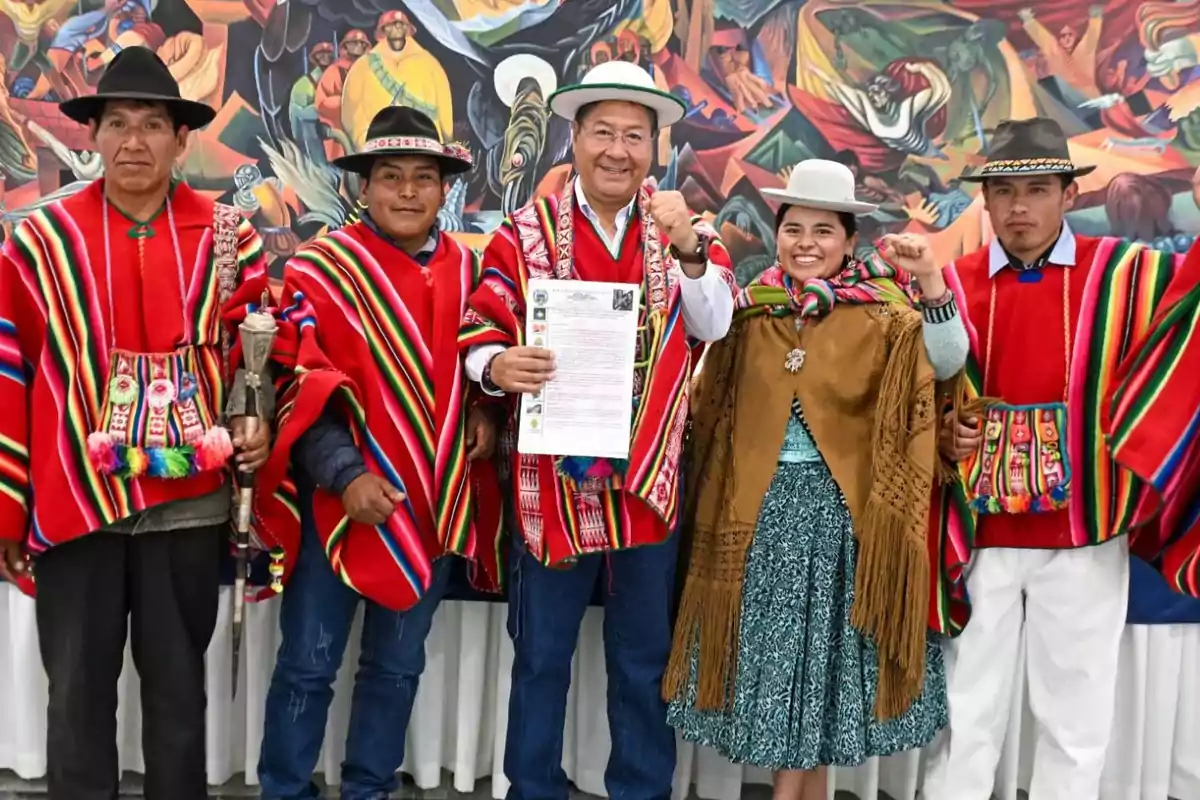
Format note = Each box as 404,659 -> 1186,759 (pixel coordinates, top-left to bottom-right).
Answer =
0,46 -> 273,799
922,117 -> 1187,799
252,105 -> 504,800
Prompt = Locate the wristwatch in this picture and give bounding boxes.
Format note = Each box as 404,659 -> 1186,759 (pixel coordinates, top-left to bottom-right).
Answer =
670,235 -> 708,265
481,351 -> 502,394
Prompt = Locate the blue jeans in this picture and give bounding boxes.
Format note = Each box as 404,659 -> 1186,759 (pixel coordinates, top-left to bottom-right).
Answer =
258,499 -> 452,800
504,532 -> 680,800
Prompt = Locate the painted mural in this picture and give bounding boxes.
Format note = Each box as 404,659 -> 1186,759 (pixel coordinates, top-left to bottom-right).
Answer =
1,0 -> 1199,287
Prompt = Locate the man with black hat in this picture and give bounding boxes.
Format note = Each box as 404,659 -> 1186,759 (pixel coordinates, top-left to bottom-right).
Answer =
250,105 -> 504,800
459,60 -> 736,800
0,46 -> 273,799
922,117 -> 1187,799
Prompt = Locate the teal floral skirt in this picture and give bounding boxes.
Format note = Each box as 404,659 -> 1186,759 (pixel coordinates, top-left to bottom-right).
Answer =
666,461 -> 948,770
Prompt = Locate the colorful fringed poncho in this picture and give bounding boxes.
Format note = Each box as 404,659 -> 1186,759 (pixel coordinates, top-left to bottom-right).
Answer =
250,223 -> 504,611
1106,239 -> 1200,598
458,179 -> 735,566
930,235 -> 1185,636
0,180 -> 271,596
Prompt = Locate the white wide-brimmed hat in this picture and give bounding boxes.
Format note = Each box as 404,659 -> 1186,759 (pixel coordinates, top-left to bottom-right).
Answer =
761,159 -> 878,215
548,61 -> 687,128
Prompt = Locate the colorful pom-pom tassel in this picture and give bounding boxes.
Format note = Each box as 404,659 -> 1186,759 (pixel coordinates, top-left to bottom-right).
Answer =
586,459 -> 615,479
558,456 -> 595,485
146,446 -> 195,478
147,447 -> 169,477
268,548 -> 286,593
125,447 -> 149,478
198,425 -> 234,471
87,432 -> 118,474
558,456 -> 628,486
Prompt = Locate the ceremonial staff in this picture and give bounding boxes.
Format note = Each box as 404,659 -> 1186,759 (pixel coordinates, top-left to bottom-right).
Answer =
232,295 -> 277,697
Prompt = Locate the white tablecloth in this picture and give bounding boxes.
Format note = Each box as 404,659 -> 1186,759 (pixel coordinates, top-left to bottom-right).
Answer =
1,585 -> 1198,799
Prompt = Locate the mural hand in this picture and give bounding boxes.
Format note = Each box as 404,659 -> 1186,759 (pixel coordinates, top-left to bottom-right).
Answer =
1145,38 -> 1198,78
903,198 -> 940,226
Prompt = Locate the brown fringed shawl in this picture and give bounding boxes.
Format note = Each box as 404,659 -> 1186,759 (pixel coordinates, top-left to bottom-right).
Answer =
663,297 -> 940,720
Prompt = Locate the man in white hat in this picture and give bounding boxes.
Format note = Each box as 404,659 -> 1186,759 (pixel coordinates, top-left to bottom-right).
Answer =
460,60 -> 737,799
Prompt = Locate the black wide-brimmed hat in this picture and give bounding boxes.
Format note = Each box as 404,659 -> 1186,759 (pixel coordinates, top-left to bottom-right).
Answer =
59,46 -> 216,130
331,106 -> 473,177
960,118 -> 1095,182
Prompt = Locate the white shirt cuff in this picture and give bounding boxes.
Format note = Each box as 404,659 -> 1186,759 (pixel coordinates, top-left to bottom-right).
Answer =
466,343 -> 507,396
677,260 -> 735,342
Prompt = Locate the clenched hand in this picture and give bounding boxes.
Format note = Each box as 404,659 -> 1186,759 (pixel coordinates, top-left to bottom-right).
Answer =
341,473 -> 405,526
231,416 -> 271,472
939,410 -> 982,462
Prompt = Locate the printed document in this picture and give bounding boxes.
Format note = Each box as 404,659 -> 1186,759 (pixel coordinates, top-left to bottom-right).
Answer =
517,278 -> 640,459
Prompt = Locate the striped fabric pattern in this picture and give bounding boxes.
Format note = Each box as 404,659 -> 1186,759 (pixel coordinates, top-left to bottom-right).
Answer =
0,191 -> 269,597
930,238 -> 1180,635
1107,241 -> 1200,598
251,227 -> 503,611
459,186 -> 735,566
733,254 -> 918,321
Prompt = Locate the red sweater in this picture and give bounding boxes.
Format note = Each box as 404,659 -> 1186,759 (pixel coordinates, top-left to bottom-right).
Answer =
955,234 -> 1101,550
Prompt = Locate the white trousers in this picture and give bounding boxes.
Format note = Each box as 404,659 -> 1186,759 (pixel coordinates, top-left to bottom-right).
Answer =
922,537 -> 1129,800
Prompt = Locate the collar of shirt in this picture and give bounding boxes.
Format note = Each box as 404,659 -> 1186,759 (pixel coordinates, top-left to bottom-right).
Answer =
361,210 -> 439,266
574,179 -> 637,258
988,219 -> 1076,278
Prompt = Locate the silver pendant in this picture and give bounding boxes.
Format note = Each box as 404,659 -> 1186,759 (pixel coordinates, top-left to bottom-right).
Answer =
785,348 -> 806,373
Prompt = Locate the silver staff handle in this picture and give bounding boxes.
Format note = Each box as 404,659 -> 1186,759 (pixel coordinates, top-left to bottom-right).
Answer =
231,300 -> 277,698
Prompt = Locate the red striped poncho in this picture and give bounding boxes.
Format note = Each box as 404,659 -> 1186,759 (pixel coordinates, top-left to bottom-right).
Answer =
251,223 -> 504,611
458,179 -> 735,566
1106,239 -> 1200,598
929,236 -> 1186,635
0,180 -> 271,597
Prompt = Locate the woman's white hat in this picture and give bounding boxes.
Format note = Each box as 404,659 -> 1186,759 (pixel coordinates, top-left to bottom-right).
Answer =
761,159 -> 879,215
548,61 -> 687,128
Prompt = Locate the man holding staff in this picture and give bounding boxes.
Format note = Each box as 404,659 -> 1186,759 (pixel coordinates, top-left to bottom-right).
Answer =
0,46 -> 272,800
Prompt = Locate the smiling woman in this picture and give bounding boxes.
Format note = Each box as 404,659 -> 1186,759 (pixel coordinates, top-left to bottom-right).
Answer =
665,158 -> 969,800
774,204 -> 859,281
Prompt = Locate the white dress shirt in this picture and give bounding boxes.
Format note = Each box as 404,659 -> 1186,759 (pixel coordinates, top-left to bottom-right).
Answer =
987,220 -> 1077,277
464,183 -> 735,390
